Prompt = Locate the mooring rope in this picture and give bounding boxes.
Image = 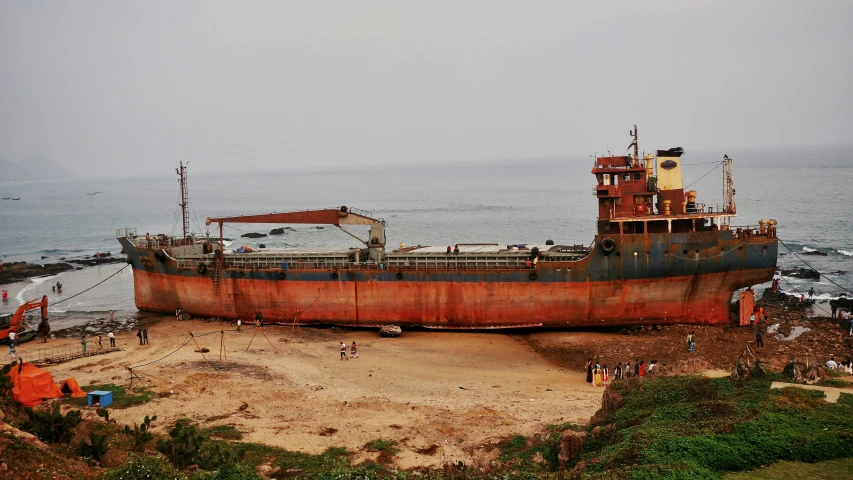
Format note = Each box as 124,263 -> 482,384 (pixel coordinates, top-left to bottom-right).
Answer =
48,263 -> 131,307
777,238 -> 853,296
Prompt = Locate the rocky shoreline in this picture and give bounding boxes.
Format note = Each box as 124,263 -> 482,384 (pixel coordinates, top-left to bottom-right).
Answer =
0,252 -> 125,285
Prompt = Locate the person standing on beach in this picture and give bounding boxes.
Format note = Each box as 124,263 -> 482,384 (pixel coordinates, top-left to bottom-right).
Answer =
340,342 -> 348,361
142,328 -> 149,345
749,312 -> 755,327
81,335 -> 87,354
96,335 -> 103,350
593,361 -> 602,386
108,330 -> 115,347
808,287 -> 815,299
7,332 -> 16,355
110,310 -> 114,321
585,358 -> 593,383
638,360 -> 646,378
687,332 -> 694,352
350,341 -> 358,358
756,330 -> 764,348
136,329 -> 143,345
38,318 -> 50,343
633,359 -> 640,378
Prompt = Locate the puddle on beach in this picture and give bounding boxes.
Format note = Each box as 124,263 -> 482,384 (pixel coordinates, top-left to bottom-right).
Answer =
766,323 -> 811,341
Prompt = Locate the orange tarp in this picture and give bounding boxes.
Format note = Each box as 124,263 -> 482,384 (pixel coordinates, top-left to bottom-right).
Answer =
7,362 -> 63,407
59,377 -> 87,398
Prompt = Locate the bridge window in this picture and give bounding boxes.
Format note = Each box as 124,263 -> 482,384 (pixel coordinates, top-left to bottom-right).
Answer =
623,174 -> 630,182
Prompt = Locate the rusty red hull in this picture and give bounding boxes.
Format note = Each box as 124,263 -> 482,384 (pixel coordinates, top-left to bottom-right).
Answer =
129,264 -> 774,328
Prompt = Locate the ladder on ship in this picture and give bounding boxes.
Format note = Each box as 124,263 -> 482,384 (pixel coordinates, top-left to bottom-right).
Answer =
212,259 -> 222,294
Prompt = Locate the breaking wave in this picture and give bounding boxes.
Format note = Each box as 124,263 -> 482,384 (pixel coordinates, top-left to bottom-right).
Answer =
15,274 -> 59,305
838,249 -> 853,257
802,246 -> 817,253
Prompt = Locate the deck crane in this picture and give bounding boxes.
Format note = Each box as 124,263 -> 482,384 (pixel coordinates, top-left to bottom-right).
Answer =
207,206 -> 387,263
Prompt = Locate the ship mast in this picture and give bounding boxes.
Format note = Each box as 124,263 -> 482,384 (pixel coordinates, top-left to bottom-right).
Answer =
629,125 -> 639,167
722,155 -> 735,220
177,162 -> 189,239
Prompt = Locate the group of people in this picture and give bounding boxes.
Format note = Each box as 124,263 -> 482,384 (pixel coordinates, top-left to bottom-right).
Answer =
826,356 -> 853,374
586,358 -> 657,385
80,330 -> 117,353
136,328 -> 149,345
339,341 -> 358,360
51,282 -> 62,293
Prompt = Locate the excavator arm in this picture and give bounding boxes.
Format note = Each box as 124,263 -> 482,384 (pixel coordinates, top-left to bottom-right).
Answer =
1,295 -> 48,340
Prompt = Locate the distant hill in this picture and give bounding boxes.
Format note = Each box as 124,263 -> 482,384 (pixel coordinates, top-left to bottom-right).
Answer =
0,156 -> 78,182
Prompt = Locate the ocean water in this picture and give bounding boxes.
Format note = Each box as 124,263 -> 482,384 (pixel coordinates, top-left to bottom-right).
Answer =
1,146 -> 851,328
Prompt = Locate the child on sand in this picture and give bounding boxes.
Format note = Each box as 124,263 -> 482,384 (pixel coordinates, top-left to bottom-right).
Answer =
340,342 -> 348,361
350,341 -> 359,358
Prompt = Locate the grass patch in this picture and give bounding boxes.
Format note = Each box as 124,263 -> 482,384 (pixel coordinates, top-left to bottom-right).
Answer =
577,375 -> 853,479
364,438 -> 400,454
199,424 -> 244,440
723,457 -> 853,479
67,384 -> 154,409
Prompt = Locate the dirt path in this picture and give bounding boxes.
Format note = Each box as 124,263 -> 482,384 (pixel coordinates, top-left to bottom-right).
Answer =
17,319 -> 603,468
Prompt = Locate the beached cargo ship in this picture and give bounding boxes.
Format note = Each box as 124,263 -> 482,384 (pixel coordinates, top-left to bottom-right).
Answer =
117,128 -> 778,328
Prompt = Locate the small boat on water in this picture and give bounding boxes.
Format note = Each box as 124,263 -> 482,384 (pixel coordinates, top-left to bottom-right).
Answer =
11,198 -> 21,201
1,197 -> 10,200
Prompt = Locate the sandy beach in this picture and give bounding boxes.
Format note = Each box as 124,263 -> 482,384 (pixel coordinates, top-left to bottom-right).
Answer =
17,319 -> 603,468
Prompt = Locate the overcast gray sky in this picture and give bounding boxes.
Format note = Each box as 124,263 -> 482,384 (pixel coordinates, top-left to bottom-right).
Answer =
1,1 -> 850,177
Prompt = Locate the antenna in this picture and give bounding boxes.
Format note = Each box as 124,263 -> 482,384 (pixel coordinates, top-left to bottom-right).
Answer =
177,162 -> 189,239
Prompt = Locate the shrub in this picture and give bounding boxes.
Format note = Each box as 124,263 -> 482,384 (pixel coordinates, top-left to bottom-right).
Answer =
125,414 -> 158,452
197,441 -> 247,470
364,438 -> 399,454
203,462 -> 261,480
156,419 -> 207,470
22,403 -> 82,443
78,431 -> 110,463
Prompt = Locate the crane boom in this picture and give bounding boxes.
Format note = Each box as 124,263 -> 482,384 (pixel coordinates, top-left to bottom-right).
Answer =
206,206 -> 387,263
207,206 -> 380,226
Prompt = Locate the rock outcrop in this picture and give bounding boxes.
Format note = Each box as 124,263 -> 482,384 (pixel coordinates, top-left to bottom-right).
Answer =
0,261 -> 74,285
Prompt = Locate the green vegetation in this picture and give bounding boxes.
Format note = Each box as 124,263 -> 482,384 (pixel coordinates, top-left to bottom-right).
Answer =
724,457 -> 853,479
124,414 -> 158,451
78,431 -> 110,463
22,403 -> 82,443
364,438 -> 400,454
101,453 -> 187,480
575,374 -> 853,479
200,423 -> 244,440
156,419 -> 207,470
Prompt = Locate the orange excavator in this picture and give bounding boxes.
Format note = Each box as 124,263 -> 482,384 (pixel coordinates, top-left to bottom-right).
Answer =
0,295 -> 48,344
